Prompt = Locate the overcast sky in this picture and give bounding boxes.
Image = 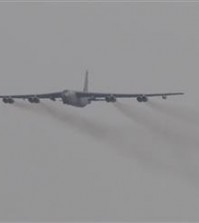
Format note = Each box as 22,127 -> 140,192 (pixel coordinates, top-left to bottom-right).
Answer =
0,1 -> 199,221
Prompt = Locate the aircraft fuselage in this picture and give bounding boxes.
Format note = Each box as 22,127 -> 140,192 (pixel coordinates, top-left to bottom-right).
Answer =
61,90 -> 91,107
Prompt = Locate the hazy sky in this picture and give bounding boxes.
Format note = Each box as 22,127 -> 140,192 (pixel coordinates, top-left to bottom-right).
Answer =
0,1 -> 199,221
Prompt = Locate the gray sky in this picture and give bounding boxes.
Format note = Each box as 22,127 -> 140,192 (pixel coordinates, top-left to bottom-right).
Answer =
0,1 -> 199,221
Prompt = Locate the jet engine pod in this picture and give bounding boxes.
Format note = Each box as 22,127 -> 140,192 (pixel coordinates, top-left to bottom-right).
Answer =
162,95 -> 167,100
105,95 -> 117,103
3,98 -> 8,103
28,97 -> 40,103
137,96 -> 143,102
137,96 -> 148,102
142,96 -> 148,102
33,97 -> 40,103
3,97 -> 15,104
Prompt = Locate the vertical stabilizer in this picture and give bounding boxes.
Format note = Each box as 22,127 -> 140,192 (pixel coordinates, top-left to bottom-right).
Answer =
83,70 -> 89,92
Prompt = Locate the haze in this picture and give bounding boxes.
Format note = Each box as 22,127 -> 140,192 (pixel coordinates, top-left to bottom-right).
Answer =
0,2 -> 198,221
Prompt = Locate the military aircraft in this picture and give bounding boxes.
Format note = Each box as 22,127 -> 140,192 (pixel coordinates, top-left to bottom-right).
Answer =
0,71 -> 184,107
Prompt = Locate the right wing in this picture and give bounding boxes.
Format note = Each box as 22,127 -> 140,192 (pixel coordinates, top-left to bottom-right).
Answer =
0,91 -> 63,103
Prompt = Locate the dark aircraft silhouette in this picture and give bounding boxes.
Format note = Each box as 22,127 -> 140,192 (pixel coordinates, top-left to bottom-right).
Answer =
0,71 -> 184,107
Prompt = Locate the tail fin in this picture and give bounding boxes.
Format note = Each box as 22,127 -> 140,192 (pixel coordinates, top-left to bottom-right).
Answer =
83,70 -> 89,92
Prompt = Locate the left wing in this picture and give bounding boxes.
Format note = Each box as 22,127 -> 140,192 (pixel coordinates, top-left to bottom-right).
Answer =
77,92 -> 184,102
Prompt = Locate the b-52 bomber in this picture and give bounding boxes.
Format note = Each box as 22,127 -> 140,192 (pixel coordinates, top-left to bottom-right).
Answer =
0,71 -> 184,108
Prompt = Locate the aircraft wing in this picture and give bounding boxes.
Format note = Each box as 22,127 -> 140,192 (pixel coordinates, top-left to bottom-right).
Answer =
0,92 -> 63,103
77,92 -> 184,101
0,92 -> 184,99
0,90 -> 184,104
0,92 -> 62,99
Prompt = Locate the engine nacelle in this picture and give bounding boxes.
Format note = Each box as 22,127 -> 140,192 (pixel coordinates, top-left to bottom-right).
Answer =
142,96 -> 148,102
137,97 -> 142,102
137,96 -> 148,102
3,97 -> 14,104
28,97 -> 40,103
162,95 -> 167,100
105,95 -> 117,103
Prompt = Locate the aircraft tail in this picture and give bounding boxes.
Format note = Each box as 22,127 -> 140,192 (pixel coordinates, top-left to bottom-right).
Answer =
83,70 -> 89,92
